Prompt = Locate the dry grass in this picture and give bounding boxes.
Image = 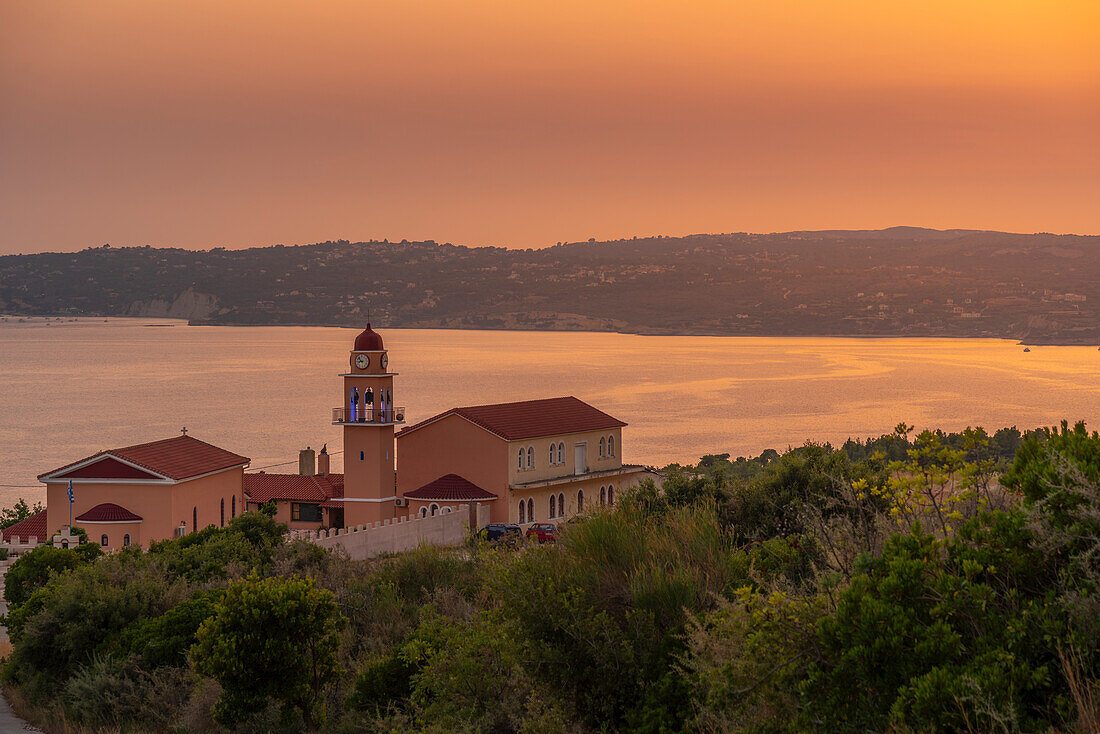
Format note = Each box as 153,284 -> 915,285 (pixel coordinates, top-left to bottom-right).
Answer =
3,684 -> 122,734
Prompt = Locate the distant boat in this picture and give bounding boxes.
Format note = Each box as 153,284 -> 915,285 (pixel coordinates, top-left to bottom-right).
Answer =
1023,347 -> 1031,352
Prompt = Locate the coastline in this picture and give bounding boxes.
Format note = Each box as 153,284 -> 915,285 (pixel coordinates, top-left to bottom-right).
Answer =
4,312 -> 1097,347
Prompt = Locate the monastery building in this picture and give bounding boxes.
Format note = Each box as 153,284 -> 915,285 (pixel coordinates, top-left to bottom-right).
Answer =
16,324 -> 645,549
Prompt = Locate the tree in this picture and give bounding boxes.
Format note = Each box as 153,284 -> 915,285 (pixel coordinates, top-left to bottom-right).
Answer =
191,574 -> 344,729
0,498 -> 44,530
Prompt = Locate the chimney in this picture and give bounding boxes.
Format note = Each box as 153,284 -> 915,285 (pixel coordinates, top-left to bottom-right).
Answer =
317,444 -> 330,476
299,446 -> 316,476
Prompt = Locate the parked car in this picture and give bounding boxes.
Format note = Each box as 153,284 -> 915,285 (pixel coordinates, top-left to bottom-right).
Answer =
525,523 -> 558,544
477,523 -> 522,545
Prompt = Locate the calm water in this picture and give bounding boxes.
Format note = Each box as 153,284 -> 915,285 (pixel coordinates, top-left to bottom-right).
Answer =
2,318 -> 1098,507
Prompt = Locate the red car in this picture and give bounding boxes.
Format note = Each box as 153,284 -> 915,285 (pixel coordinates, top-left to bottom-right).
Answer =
525,523 -> 558,544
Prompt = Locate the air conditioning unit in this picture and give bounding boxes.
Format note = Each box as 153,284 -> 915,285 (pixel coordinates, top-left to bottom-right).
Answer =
395,412 -> 405,422
174,526 -> 186,538
394,497 -> 408,507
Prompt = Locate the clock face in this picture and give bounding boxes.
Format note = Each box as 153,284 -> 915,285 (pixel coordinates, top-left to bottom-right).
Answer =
355,354 -> 369,369
380,353 -> 389,370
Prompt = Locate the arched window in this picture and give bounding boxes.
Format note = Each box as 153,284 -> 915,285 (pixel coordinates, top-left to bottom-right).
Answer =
220,498 -> 225,527
577,489 -> 584,511
123,534 -> 131,546
549,444 -> 556,465
607,485 -> 615,505
192,507 -> 197,533
100,534 -> 108,547
519,500 -> 526,524
430,503 -> 439,516
549,494 -> 556,518
419,506 -> 428,518
518,450 -> 524,471
599,437 -> 605,458
558,442 -> 565,465
600,485 -> 607,505
232,495 -> 236,518
526,446 -> 534,469
608,435 -> 615,457
558,492 -> 565,516
527,498 -> 534,522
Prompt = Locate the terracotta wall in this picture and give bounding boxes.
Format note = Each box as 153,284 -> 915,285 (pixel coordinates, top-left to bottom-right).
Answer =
396,415 -> 510,522
46,467 -> 244,547
509,467 -> 645,525
508,427 -> 623,485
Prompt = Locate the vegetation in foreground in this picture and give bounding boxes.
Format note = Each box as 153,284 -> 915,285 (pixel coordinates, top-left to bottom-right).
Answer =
2,422 -> 1099,732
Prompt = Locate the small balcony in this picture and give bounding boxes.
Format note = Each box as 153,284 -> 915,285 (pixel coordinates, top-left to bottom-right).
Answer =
332,406 -> 406,425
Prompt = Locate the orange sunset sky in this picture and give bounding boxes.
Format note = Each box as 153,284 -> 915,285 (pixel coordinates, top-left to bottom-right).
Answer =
1,1 -> 1098,253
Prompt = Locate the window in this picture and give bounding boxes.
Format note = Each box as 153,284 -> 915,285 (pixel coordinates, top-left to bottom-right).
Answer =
123,534 -> 131,546
193,507 -> 197,533
600,485 -> 607,505
430,503 -> 439,516
549,494 -> 556,518
232,495 -> 236,518
527,498 -> 534,522
558,442 -> 565,465
608,435 -> 615,457
443,506 -> 452,514
526,446 -> 534,469
100,534 -> 108,547
599,437 -> 605,458
518,450 -> 524,471
519,500 -> 526,524
549,444 -> 555,465
291,503 -> 322,522
360,450 -> 364,460
577,489 -> 584,511
607,485 -> 615,506
220,498 -> 225,527
419,506 -> 428,518
558,492 -> 565,516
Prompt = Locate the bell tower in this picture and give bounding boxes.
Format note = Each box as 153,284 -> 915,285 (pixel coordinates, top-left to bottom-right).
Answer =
333,323 -> 403,526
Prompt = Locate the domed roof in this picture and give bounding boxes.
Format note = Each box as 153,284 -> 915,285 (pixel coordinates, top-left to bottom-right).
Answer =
353,323 -> 384,351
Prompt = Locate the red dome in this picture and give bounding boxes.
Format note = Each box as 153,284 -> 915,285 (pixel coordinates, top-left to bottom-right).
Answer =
353,323 -> 384,351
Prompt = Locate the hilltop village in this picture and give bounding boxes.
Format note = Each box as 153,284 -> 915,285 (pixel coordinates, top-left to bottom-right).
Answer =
5,324 -> 646,549
2,228 -> 1098,344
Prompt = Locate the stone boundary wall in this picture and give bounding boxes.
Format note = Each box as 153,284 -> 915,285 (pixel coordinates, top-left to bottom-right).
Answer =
289,503 -> 491,560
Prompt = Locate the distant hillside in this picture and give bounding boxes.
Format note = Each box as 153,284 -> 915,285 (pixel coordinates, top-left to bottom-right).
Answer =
2,229 -> 1098,344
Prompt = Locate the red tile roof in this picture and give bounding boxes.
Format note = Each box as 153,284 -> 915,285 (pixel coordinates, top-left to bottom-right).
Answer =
40,436 -> 249,482
403,474 -> 498,501
2,510 -> 47,543
399,396 -> 626,441
75,503 -> 143,522
243,473 -> 344,504
54,456 -> 161,480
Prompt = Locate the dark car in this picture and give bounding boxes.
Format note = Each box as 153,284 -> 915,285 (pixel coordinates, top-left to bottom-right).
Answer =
525,523 -> 558,544
478,523 -> 522,545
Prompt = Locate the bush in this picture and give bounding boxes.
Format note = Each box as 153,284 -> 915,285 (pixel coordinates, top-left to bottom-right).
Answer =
4,543 -> 101,609
192,573 -> 345,729
63,654 -> 193,730
4,553 -> 184,695
117,588 -> 225,667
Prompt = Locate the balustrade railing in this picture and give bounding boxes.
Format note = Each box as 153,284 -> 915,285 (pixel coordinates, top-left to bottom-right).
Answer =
332,406 -> 406,424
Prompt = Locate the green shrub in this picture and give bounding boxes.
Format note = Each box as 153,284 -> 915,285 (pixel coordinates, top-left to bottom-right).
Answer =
4,543 -> 101,609
62,653 -> 193,731
117,588 -> 225,667
192,573 -> 345,729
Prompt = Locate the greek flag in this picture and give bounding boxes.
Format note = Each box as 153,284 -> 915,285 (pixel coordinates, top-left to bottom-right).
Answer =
67,480 -> 74,504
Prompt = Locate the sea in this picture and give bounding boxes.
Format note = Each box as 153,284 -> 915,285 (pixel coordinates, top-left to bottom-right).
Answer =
2,317 -> 1098,508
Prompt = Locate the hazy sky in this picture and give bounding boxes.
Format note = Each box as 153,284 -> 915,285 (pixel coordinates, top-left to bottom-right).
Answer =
2,1 -> 1098,253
